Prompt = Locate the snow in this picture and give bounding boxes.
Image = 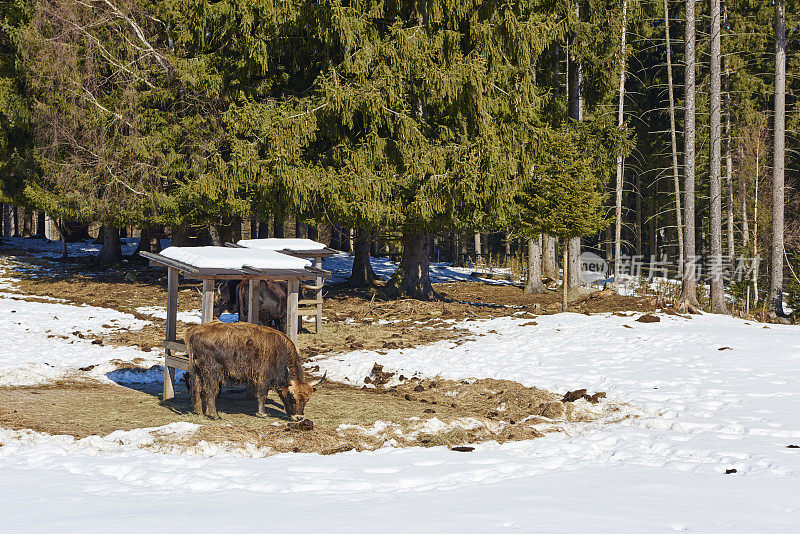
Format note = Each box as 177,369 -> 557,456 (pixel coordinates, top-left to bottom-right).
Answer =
160,246 -> 311,271
0,266 -> 157,385
0,236 -> 171,259
135,305 -> 202,324
2,257 -> 800,531
237,238 -> 328,251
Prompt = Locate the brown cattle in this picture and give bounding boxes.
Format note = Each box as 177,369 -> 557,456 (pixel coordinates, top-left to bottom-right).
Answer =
237,280 -> 287,329
185,321 -> 320,420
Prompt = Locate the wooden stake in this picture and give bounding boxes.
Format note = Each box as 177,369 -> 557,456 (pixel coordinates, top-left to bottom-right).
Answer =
315,258 -> 323,333
163,267 -> 178,401
201,278 -> 214,323
286,278 -> 300,344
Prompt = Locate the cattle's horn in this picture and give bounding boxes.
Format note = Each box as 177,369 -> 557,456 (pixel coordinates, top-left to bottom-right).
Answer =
309,371 -> 327,386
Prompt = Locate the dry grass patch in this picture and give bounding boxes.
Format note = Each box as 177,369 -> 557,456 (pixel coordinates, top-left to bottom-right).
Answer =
0,377 -> 631,455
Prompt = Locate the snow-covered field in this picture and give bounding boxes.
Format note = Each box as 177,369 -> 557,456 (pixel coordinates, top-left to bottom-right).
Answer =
2,251 -> 800,531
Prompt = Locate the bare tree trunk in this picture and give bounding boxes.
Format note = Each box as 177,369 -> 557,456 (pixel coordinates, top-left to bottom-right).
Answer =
348,228 -> 378,287
133,227 -> 162,256
21,209 -> 33,238
12,206 -> 19,236
567,0 -> 583,291
771,0 -> 786,317
568,238 -> 581,289
474,232 -> 482,264
543,235 -> 558,278
307,223 -> 318,241
1,204 -> 9,237
725,77 -> 735,258
273,216 -> 285,238
709,0 -> 728,314
665,0 -> 684,270
524,236 -> 548,294
208,224 -> 223,246
635,174 -> 643,256
741,174 -> 749,248
678,0 -> 701,312
97,225 -> 123,265
504,231 -> 512,257
386,230 -> 435,300
35,211 -> 46,237
614,0 -> 628,279
295,218 -> 306,239
723,4 -> 735,259
258,221 -> 269,238
562,239 -> 569,312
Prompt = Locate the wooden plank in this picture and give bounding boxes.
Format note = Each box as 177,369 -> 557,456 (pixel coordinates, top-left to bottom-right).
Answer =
166,353 -> 191,371
315,257 -> 323,334
163,340 -> 187,352
201,278 -> 215,323
298,299 -> 323,306
286,278 -> 300,345
248,279 -> 258,324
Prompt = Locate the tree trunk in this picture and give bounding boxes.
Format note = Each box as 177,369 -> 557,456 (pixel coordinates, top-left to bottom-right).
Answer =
543,235 -> 558,278
504,231 -> 512,257
614,0 -> 628,279
568,0 -> 583,122
331,225 -> 341,250
741,171 -> 749,248
97,225 -> 123,265
307,223 -> 318,241
562,239 -> 569,312
348,228 -> 378,287
133,227 -> 162,257
568,237 -> 581,289
249,220 -> 258,240
1,204 -> 9,237
171,226 -> 191,247
295,218 -> 306,239
449,231 -> 459,266
771,0 -> 786,317
678,0 -> 701,312
524,236 -> 548,294
21,209 -> 33,238
709,0 -> 728,314
474,232 -> 482,264
35,211 -> 46,237
725,67 -> 735,259
665,0 -> 684,271
12,206 -> 19,236
386,230 -> 435,300
52,218 -> 68,258
635,174 -> 643,257
258,221 -> 269,238
273,216 -> 285,238
209,224 -> 224,246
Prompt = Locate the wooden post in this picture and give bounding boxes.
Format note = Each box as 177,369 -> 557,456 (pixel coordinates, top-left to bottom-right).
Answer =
315,258 -> 323,333
286,278 -> 300,344
163,267 -> 179,401
248,279 -> 258,324
201,278 -> 215,323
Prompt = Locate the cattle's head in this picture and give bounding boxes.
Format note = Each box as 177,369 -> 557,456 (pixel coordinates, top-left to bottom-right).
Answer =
278,373 -> 325,421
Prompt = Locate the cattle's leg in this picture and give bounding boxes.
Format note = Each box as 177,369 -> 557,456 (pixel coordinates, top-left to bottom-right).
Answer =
201,371 -> 221,419
190,371 -> 203,415
255,383 -> 269,418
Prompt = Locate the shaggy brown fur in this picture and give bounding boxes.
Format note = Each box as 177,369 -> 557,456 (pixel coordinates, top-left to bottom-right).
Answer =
237,280 -> 287,329
185,322 -> 318,420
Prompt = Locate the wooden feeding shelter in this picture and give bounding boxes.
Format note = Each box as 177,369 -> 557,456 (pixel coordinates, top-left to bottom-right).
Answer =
234,238 -> 339,334
140,246 -> 330,400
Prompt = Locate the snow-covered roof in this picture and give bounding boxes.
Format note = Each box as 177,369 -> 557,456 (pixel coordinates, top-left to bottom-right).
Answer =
159,246 -> 311,271
237,238 -> 328,251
